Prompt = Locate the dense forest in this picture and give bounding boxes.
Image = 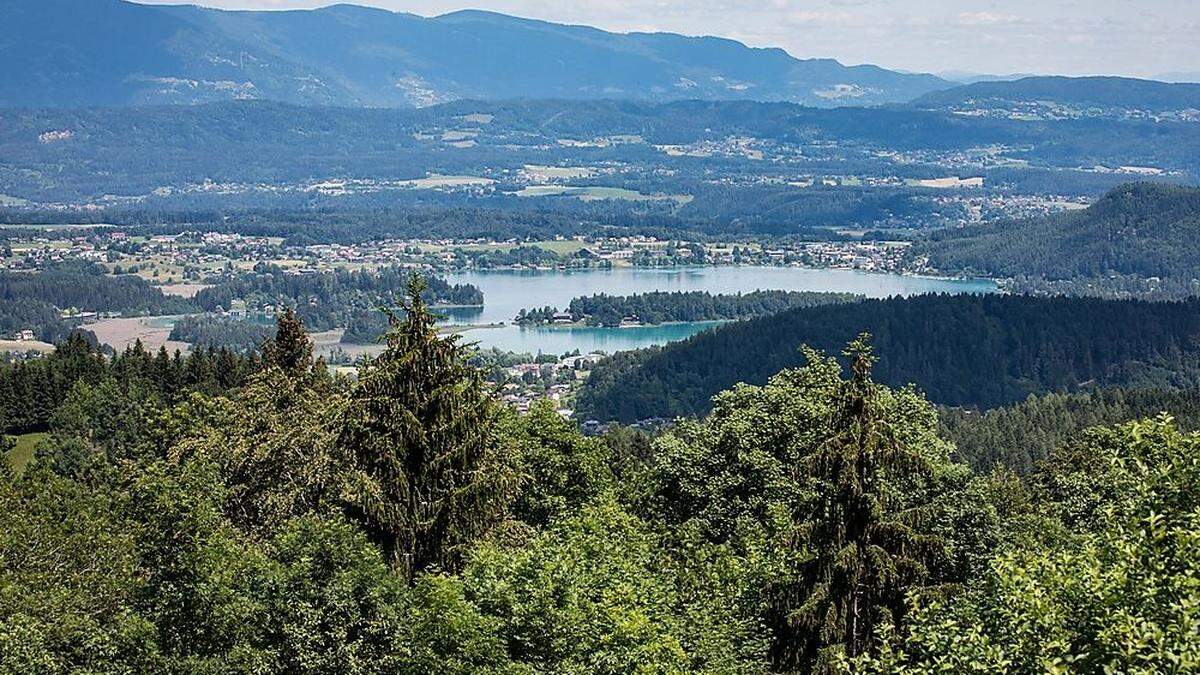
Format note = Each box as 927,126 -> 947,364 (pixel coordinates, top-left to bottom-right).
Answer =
912,76 -> 1200,114
516,290 -> 862,326
0,262 -> 194,342
4,283 -> 1199,672
940,387 -> 1200,474
167,315 -> 273,352
0,332 -> 258,435
577,293 -> 1200,422
0,262 -> 194,316
194,264 -> 482,332
914,183 -> 1200,296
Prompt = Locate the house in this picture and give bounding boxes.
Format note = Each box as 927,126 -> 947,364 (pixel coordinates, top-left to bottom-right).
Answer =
14,329 -> 35,342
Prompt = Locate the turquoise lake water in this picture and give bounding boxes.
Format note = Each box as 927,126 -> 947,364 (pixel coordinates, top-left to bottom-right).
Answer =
440,266 -> 997,355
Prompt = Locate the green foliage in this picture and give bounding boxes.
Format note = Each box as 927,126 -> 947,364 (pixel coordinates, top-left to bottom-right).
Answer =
915,183 -> 1200,298
339,276 -> 519,579
579,294 -> 1200,422
940,386 -> 1200,473
849,417 -> 1200,673
463,500 -> 770,674
0,469 -> 155,673
7,302 -> 1200,674
172,368 -> 344,537
768,339 -> 950,670
517,290 -> 861,327
505,400 -> 614,527
168,314 -> 272,352
195,264 -> 482,333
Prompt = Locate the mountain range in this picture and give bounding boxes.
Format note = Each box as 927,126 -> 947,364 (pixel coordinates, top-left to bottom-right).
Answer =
3,0 -> 952,108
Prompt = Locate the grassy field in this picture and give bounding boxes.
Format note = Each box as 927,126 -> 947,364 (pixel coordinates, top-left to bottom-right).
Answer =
516,185 -> 691,204
0,339 -> 55,354
455,239 -> 588,255
6,432 -> 47,474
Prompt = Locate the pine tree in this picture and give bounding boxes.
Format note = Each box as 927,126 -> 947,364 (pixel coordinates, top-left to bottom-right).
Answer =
773,334 -> 945,671
338,274 -> 519,581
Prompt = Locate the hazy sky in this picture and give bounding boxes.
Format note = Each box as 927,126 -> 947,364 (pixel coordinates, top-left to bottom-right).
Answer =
135,0 -> 1200,79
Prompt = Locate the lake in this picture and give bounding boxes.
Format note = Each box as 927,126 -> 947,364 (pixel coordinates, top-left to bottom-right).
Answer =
440,266 -> 997,354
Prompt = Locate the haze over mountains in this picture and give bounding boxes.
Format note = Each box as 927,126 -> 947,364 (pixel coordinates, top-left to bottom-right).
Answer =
4,0 -> 954,108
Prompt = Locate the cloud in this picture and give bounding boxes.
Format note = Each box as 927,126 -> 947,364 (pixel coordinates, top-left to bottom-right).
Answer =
955,11 -> 1021,26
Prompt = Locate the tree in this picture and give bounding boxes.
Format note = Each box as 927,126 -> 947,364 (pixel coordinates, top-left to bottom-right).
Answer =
338,275 -> 519,580
261,307 -> 313,380
772,336 -> 946,671
850,417 -> 1200,674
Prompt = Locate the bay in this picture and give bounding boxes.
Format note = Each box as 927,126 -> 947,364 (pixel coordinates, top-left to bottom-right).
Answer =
440,266 -> 996,354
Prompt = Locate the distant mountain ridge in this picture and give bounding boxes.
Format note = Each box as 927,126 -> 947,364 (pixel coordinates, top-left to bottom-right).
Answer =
0,0 -> 950,108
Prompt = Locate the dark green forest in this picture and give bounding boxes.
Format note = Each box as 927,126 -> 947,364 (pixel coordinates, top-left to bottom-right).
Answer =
517,290 -> 862,326
4,285 -> 1199,672
0,262 -> 193,316
914,183 -> 1200,295
940,387 -> 1200,474
167,315 -> 273,352
194,264 -> 482,333
577,293 -> 1200,422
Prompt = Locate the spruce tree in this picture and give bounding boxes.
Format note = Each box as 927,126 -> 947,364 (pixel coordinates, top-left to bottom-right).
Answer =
262,307 -> 313,379
338,275 -> 519,581
773,335 -> 945,671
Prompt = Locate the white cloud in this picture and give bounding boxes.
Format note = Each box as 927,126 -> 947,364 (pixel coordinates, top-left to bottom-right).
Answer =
955,11 -> 1020,26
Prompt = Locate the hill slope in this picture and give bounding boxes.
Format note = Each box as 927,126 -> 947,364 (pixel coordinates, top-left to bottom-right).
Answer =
576,294 -> 1200,422
912,76 -> 1200,119
0,0 -> 949,108
915,183 -> 1200,284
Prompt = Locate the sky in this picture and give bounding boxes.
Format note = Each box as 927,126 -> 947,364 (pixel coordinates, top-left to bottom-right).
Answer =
135,0 -> 1200,79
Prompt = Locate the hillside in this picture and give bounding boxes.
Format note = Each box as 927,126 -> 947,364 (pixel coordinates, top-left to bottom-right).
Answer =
912,76 -> 1200,119
915,183 -> 1200,286
3,99 -> 1198,209
576,294 -> 1200,422
1,0 -> 948,108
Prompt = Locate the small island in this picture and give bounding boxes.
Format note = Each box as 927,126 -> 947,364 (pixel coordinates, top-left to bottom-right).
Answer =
514,290 -> 862,328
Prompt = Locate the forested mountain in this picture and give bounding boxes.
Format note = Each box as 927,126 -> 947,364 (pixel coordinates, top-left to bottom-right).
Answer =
577,294 -> 1200,422
915,183 -> 1200,292
2,0 -> 947,108
911,76 -> 1200,117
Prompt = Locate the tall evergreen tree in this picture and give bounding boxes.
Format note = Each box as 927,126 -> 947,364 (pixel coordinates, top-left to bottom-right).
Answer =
772,335 -> 945,671
261,307 -> 313,379
338,275 -> 519,581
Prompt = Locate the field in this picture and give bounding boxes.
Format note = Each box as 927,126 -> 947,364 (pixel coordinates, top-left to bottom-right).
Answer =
158,283 -> 212,298
399,174 -> 494,188
83,316 -> 188,353
516,185 -> 692,204
909,176 -> 986,189
0,339 -> 55,354
6,432 -> 47,474
523,165 -> 594,180
454,239 -> 588,255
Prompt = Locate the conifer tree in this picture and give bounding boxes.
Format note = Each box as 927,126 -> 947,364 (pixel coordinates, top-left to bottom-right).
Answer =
773,335 -> 945,671
262,307 -> 313,380
338,275 -> 519,580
